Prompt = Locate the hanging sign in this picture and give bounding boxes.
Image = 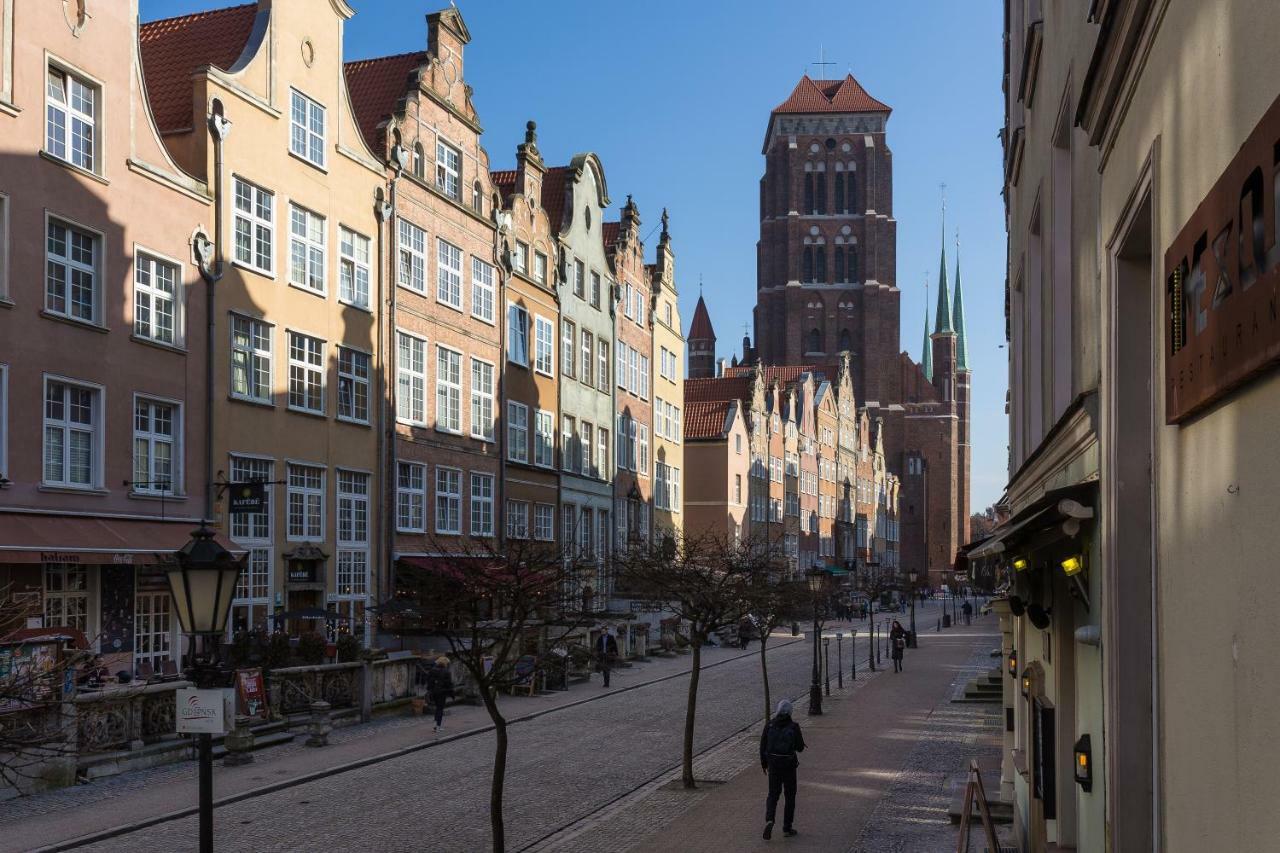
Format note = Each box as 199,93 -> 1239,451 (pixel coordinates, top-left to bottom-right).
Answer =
228,481 -> 265,515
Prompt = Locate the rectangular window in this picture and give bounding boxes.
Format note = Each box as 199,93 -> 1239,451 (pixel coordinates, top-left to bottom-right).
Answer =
616,414 -> 628,471
506,500 -> 529,539
233,178 -> 274,273
435,467 -> 461,534
507,304 -> 529,366
289,205 -> 326,294
398,219 -> 427,293
581,330 -> 594,387
470,358 -> 494,442
597,427 -> 609,480
396,331 -> 426,424
287,331 -> 324,414
336,470 -> 369,544
287,463 -> 324,541
231,456 -> 272,541
133,398 -> 179,495
436,238 -> 462,309
636,290 -> 646,327
134,253 -> 180,345
534,251 -> 548,284
339,227 -> 371,309
396,462 -> 426,532
598,339 -> 610,392
512,242 -> 528,274
338,347 -> 370,423
580,508 -> 593,559
0,195 -> 8,301
45,218 -> 98,323
0,363 -> 7,480
640,355 -> 650,400
534,316 -> 554,376
471,257 -> 495,323
436,140 -> 461,200
623,284 -> 634,319
507,401 -> 529,463
655,463 -> 669,510
334,549 -> 368,602
46,67 -> 95,171
573,260 -> 586,299
44,564 -> 89,632
289,89 -> 326,167
590,272 -> 601,309
561,319 -> 576,378
534,503 -> 554,541
580,422 -> 593,476
616,341 -> 626,390
436,346 -> 462,433
638,424 -> 649,475
133,592 -> 172,671
43,378 -> 99,488
562,415 -> 576,473
470,472 -> 494,536
534,409 -> 554,468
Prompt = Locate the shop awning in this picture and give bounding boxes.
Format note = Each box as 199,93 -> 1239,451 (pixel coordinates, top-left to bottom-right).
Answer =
0,513 -> 241,565
967,481 -> 1098,560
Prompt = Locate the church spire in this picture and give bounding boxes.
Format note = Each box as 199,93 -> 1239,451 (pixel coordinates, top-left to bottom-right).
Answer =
933,203 -> 954,335
953,230 -> 969,371
921,274 -> 934,382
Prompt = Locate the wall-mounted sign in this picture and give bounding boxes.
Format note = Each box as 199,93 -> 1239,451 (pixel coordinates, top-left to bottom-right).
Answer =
176,687 -> 231,734
1164,92 -> 1280,423
287,562 -> 318,584
228,481 -> 265,515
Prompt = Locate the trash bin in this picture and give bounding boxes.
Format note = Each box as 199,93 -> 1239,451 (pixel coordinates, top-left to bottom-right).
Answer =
942,613 -> 952,628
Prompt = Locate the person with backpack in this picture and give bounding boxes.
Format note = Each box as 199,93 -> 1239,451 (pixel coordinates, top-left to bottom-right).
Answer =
759,699 -> 806,839
425,656 -> 454,732
890,621 -> 907,672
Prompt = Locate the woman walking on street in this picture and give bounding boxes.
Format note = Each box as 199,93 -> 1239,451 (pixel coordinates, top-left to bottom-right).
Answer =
426,657 -> 454,732
889,621 -> 907,673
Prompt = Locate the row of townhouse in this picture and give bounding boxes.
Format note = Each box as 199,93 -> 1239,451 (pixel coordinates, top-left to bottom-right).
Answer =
680,353 -> 900,587
0,1 -> 684,676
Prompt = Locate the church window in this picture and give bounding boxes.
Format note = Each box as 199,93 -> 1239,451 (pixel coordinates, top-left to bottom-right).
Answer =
834,247 -> 845,283
816,246 -> 826,282
835,175 -> 845,213
815,172 -> 826,214
839,328 -> 851,351
802,247 -> 813,282
808,328 -> 822,354
846,173 -> 856,213
803,174 -> 814,215
849,247 -> 860,281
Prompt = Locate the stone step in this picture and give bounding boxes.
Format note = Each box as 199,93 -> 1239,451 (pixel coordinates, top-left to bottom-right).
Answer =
211,729 -> 296,760
953,694 -> 1002,705
948,792 -> 1015,824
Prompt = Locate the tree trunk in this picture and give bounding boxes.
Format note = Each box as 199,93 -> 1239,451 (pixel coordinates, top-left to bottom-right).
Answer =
481,686 -> 508,853
682,639 -> 702,789
759,635 -> 771,722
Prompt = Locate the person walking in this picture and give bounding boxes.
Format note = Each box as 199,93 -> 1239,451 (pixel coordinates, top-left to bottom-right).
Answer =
595,627 -> 619,687
760,699 -> 805,839
889,621 -> 907,673
425,657 -> 454,732
738,616 -> 754,650
961,599 -> 973,626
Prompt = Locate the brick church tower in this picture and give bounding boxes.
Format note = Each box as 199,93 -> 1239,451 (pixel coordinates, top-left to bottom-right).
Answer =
687,293 -> 717,379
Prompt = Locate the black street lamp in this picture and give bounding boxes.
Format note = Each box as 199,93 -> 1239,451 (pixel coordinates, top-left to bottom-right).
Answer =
805,567 -> 827,716
907,569 -> 918,648
167,524 -> 241,853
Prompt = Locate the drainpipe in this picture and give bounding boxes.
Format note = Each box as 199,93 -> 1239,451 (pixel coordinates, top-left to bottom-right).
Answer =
382,142 -> 408,616
494,212 -> 511,551
373,182 -> 392,636
196,103 -> 233,522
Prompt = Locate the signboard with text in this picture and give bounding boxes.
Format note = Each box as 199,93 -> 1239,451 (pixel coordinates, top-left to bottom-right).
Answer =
176,687 -> 231,734
228,481 -> 266,515
235,669 -> 269,722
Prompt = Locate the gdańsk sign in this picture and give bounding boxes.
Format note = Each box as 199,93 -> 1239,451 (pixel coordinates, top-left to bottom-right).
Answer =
1165,92 -> 1280,423
176,687 -> 230,734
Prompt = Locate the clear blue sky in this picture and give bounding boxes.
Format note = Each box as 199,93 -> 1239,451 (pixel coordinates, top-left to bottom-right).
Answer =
141,0 -> 1009,511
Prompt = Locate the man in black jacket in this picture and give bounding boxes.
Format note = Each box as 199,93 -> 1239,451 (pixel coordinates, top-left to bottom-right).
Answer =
595,628 -> 619,687
759,699 -> 806,839
425,657 -> 454,732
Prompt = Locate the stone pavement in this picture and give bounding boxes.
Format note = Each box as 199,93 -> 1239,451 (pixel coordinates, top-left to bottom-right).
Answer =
539,605 -> 1001,853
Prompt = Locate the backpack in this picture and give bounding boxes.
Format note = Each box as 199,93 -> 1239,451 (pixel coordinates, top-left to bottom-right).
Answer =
766,721 -> 798,756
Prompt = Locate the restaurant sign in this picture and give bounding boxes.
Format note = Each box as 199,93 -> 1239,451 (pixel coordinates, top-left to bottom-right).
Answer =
1164,91 -> 1280,422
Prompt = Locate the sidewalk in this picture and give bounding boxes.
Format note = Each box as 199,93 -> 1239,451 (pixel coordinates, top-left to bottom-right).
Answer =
2,638 -> 799,853
540,607 -> 999,853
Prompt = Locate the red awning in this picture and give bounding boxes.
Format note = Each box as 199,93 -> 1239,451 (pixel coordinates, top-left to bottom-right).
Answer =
0,513 -> 242,565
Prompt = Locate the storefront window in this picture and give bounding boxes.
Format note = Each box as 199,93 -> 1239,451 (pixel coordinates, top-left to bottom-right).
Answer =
44,563 -> 88,632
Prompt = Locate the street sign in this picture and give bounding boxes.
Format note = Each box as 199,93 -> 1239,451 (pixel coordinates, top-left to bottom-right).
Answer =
228,481 -> 265,515
176,687 -> 231,734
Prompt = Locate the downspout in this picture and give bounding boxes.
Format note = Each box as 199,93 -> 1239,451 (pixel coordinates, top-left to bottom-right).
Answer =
382,142 -> 406,617
197,104 -> 233,522
494,213 -> 510,552
373,182 -> 391,632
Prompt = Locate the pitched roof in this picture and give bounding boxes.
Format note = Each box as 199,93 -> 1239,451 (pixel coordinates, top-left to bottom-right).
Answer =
541,166 -> 570,236
772,74 -> 891,115
688,294 -> 715,341
684,401 -> 733,441
684,376 -> 752,404
602,221 -> 620,248
722,363 -> 839,386
344,51 -> 428,153
139,3 -> 258,134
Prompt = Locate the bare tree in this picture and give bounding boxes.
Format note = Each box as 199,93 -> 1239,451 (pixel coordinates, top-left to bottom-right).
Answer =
616,531 -> 770,789
391,536 -> 592,853
738,536 -> 805,723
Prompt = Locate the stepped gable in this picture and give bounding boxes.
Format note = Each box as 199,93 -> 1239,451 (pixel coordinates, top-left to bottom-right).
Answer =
344,51 -> 430,151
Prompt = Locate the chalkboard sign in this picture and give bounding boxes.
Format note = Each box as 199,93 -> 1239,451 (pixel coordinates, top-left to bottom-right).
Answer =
100,565 -> 135,655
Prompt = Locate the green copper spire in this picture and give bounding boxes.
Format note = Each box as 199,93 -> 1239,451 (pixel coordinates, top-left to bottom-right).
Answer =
953,232 -> 969,371
934,220 -> 954,335
921,277 -> 934,382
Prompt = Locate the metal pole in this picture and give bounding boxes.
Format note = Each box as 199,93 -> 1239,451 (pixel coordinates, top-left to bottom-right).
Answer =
836,632 -> 844,689
809,598 -> 823,715
199,732 -> 213,853
823,638 -> 831,697
875,622 -> 881,666
851,629 -> 857,680
909,589 -> 917,648
868,620 -> 876,671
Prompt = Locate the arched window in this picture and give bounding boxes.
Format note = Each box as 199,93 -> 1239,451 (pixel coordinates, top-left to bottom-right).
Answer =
839,328 -> 851,351
802,247 -> 814,282
412,143 -> 425,180
808,327 -> 822,354
849,247 -> 859,282
834,247 -> 845,283
846,173 -> 856,212
835,175 -> 845,213
472,181 -> 483,213
816,246 -> 826,282
815,172 -> 826,214
803,174 -> 814,215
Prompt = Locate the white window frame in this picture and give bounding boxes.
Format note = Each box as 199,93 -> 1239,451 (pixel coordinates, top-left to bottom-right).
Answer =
507,401 -> 529,463
337,346 -> 371,424
436,238 -> 463,310
597,339 -> 610,392
506,499 -> 529,539
512,242 -> 528,274
470,357 -> 495,442
435,466 -> 462,534
0,193 -> 9,302
470,472 -> 494,537
232,177 -> 274,274
533,315 -> 554,377
133,248 -> 183,346
507,303 -> 530,367
581,330 -> 594,387
43,564 -> 89,633
534,251 -> 548,284
339,226 -> 371,310
396,461 -> 426,533
41,375 -> 102,489
561,318 -> 576,379
534,409 -> 554,468
230,455 -> 273,542
435,344 -> 463,434
573,259 -> 585,299
286,462 -> 325,542
0,363 -> 7,479
45,63 -> 98,173
398,219 -> 427,294
45,215 -> 100,325
336,469 -> 370,546
289,88 -> 326,168
132,395 -> 182,496
229,314 -> 273,405
396,330 -> 427,425
436,139 -> 461,200
533,503 -> 554,542
287,330 -> 325,415
597,427 -> 609,481
471,256 -> 495,323
638,424 -> 649,476
288,204 -> 326,295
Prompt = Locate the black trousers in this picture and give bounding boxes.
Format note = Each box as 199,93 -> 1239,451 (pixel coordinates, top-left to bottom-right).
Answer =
765,761 -> 797,828
430,693 -> 447,726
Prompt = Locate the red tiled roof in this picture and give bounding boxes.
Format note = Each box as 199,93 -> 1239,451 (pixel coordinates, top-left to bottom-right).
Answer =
684,401 -> 732,440
688,294 -> 714,340
541,166 -> 570,235
602,221 -> 620,248
684,376 -> 751,404
139,3 -> 258,134
490,169 -> 517,194
344,51 -> 428,153
772,74 -> 891,115
723,363 -> 839,385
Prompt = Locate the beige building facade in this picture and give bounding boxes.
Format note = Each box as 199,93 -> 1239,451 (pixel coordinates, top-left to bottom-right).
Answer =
649,213 -> 684,541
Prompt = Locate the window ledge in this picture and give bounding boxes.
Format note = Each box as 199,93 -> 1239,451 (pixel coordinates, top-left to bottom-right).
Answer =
39,150 -> 109,186
0,297 -> 13,309
230,259 -> 275,280
287,406 -> 328,420
130,334 -> 187,355
39,484 -> 109,496
229,394 -> 275,409
40,311 -> 108,333
286,281 -> 328,300
0,100 -> 20,118
336,416 -> 371,428
287,150 -> 328,174
337,299 -> 372,315
129,491 -> 187,502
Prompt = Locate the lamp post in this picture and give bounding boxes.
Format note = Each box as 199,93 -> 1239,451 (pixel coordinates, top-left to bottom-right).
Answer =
907,570 -> 918,648
167,524 -> 241,853
806,567 -> 826,716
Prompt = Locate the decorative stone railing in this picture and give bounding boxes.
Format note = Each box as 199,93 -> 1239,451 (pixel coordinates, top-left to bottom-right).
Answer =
266,662 -> 361,717
73,679 -> 192,754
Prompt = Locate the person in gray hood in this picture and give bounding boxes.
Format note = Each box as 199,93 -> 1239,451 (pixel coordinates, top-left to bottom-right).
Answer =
759,699 -> 806,839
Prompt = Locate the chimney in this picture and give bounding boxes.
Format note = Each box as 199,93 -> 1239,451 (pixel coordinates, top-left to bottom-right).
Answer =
716,358 -> 727,377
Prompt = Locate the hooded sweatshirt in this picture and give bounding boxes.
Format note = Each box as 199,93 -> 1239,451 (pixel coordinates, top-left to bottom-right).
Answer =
760,711 -> 806,768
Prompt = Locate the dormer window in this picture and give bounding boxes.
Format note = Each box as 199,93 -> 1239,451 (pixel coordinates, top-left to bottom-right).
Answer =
412,143 -> 425,180
471,181 -> 483,214
46,66 -> 98,173
289,89 -> 325,168
436,141 -> 460,200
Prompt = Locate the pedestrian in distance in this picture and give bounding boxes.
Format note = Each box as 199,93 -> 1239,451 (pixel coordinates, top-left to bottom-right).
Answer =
760,699 -> 806,839
738,616 -> 754,650
890,620 -> 907,673
595,627 -> 619,687
426,656 -> 454,732
962,599 -> 973,626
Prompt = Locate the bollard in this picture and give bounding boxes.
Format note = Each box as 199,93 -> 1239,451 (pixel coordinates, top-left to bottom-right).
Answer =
306,700 -> 332,747
868,622 -> 876,672
223,715 -> 255,766
875,624 -> 881,666
937,617 -> 941,632
823,637 -> 831,697
851,629 -> 857,680
836,632 -> 844,689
